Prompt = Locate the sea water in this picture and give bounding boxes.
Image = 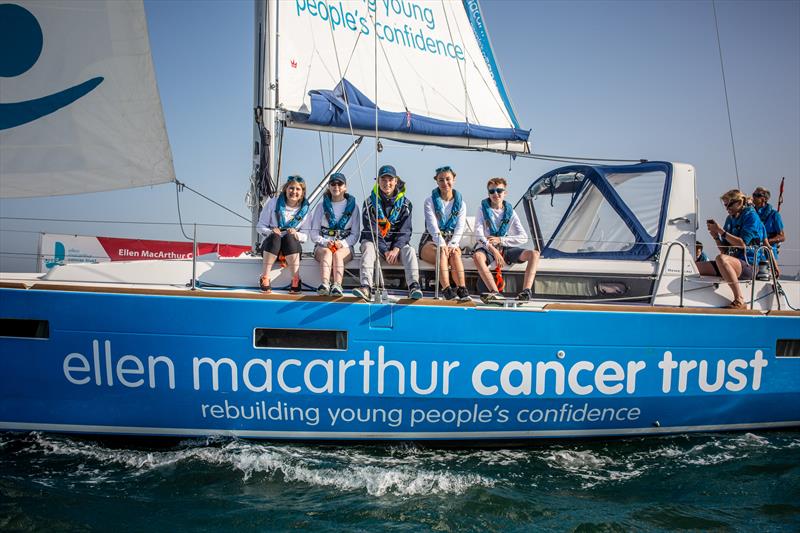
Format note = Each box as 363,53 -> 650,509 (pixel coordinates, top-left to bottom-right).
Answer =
1,432 -> 799,531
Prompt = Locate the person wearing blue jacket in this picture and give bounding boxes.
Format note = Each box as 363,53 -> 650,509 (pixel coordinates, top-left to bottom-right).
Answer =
752,186 -> 785,262
698,189 -> 767,309
353,165 -> 422,301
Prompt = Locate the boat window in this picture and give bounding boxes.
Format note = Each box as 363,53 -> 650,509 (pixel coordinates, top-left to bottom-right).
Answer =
0,318 -> 49,339
606,171 -> 667,237
253,328 -> 347,350
547,181 -> 637,253
776,339 -> 800,358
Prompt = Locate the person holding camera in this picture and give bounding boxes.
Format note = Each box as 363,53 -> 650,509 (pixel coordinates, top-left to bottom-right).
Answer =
696,189 -> 767,309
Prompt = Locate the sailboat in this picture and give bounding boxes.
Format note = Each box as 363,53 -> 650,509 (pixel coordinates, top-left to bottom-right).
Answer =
1,0 -> 798,442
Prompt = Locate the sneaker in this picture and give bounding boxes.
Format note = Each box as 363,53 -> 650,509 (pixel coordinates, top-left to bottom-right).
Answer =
480,292 -> 503,304
289,277 -> 302,294
330,283 -> 344,296
517,288 -> 532,301
353,285 -> 372,301
317,282 -> 330,296
456,286 -> 471,302
408,282 -> 423,300
441,286 -> 456,301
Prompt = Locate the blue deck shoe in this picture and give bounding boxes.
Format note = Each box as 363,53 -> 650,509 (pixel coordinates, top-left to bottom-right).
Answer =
408,282 -> 423,300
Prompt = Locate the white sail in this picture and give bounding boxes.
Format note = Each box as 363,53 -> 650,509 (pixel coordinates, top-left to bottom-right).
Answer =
275,0 -> 529,152
0,0 -> 175,198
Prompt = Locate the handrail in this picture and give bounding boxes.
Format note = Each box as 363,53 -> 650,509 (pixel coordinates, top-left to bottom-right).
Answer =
434,233 -> 441,300
654,241 -> 688,307
749,245 -> 781,310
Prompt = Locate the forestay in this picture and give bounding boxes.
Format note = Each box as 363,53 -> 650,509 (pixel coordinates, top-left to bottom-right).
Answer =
0,0 -> 175,198
276,0 -> 530,152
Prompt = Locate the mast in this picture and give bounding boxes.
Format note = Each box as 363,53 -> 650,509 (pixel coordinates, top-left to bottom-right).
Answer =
251,0 -> 281,250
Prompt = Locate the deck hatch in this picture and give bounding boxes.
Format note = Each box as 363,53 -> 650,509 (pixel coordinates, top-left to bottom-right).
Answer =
0,318 -> 49,339
776,339 -> 800,358
253,328 -> 347,350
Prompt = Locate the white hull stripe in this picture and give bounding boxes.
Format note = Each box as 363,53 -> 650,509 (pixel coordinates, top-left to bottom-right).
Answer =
1,421 -> 799,439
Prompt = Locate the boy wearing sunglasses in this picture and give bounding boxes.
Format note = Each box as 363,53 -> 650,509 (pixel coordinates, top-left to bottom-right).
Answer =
473,177 -> 540,303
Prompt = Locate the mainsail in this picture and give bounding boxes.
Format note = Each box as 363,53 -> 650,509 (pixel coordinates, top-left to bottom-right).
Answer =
0,0 -> 175,198
275,0 -> 530,152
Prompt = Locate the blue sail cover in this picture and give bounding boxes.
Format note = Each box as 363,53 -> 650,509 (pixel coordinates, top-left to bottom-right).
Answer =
291,79 -> 529,144
535,162 -> 673,261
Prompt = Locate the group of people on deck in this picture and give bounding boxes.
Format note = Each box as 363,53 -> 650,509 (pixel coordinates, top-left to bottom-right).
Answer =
255,164 -> 540,303
696,186 -> 785,309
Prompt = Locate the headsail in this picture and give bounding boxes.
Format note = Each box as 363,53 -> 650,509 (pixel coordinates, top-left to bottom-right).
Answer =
276,0 -> 530,152
0,0 -> 175,198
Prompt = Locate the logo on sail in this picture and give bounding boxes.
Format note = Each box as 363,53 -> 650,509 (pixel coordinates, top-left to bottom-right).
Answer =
0,3 -> 104,131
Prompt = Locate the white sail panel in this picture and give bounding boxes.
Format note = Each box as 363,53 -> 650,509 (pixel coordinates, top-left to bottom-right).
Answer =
276,0 -> 529,151
0,0 -> 175,198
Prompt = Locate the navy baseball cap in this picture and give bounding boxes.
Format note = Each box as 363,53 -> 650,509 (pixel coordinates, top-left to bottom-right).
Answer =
328,172 -> 346,185
378,165 -> 398,178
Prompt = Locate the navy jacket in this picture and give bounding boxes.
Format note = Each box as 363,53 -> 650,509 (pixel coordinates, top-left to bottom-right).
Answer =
359,181 -> 413,254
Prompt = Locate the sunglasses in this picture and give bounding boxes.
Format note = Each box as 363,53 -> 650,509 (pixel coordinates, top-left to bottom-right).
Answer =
329,181 -> 345,187
435,165 -> 453,174
488,188 -> 505,195
752,192 -> 767,198
287,175 -> 305,183
725,199 -> 742,209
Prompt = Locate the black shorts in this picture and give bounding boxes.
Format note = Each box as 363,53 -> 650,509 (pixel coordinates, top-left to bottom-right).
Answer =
705,258 -> 754,280
259,233 -> 303,256
474,244 -> 526,265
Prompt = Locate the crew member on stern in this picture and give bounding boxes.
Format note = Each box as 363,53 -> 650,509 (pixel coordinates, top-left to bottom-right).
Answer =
310,173 -> 361,296
256,175 -> 310,294
752,186 -> 784,276
420,165 -> 470,302
353,164 -> 422,301
473,177 -> 540,303
696,189 -> 767,309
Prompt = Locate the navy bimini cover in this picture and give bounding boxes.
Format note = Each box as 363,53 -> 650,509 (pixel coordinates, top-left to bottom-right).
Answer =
290,79 -> 529,143
536,162 -> 673,261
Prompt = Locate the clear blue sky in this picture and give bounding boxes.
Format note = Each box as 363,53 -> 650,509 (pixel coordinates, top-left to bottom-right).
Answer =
1,0 -> 798,274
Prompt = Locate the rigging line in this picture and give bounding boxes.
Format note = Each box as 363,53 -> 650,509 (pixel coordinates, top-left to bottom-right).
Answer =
323,5 -> 383,290
439,1 -> 472,124
712,0 -> 741,190
174,180 -> 251,223
318,131 -> 328,175
365,9 -> 410,112
175,181 -> 192,240
0,216 -> 250,228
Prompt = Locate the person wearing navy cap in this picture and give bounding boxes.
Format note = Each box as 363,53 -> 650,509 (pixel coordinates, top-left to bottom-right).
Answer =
353,164 -> 422,301
309,172 -> 361,296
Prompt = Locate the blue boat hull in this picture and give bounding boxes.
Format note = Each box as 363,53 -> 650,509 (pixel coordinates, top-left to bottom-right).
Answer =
1,287 -> 799,441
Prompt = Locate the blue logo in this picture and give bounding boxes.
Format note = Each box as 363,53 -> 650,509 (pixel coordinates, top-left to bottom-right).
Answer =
0,3 -> 104,130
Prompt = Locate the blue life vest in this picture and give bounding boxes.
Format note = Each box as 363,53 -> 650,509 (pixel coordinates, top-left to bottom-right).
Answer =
481,199 -> 513,237
275,195 -> 309,230
432,188 -> 462,235
322,194 -> 356,238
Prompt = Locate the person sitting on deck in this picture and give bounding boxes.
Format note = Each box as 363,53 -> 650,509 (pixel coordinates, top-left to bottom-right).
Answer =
353,165 -> 422,301
695,240 -> 709,262
472,177 -> 540,303
419,165 -> 470,302
310,173 -> 361,296
752,186 -> 784,278
256,175 -> 310,294
696,189 -> 767,309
